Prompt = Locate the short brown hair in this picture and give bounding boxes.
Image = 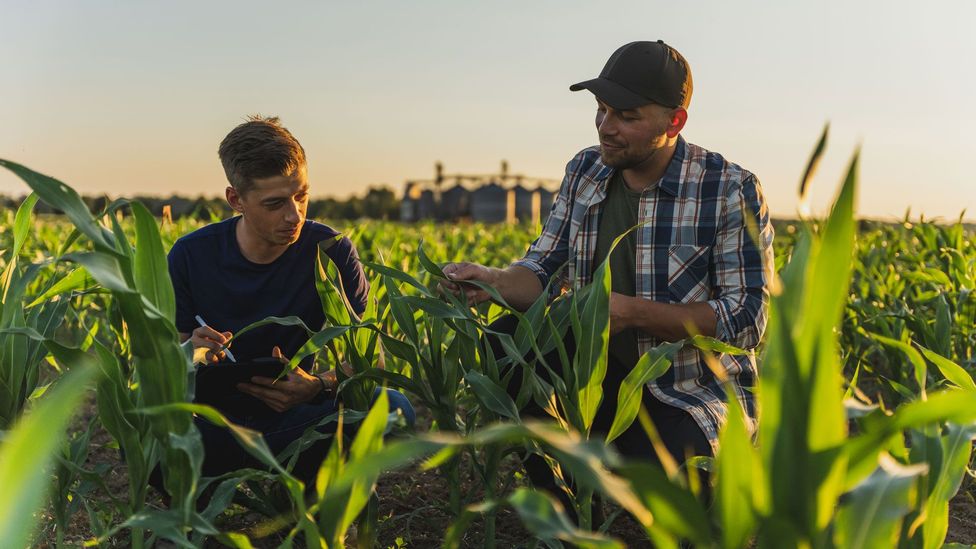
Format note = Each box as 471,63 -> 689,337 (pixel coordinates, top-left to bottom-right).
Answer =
218,115 -> 307,194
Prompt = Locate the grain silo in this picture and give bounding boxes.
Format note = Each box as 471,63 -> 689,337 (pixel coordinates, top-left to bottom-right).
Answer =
440,184 -> 471,220
470,182 -> 510,223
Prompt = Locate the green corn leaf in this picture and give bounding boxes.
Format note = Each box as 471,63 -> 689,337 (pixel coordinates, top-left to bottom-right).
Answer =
845,389 -> 976,485
919,424 -> 976,549
506,488 -> 624,548
798,122 -> 829,202
213,532 -> 257,548
138,402 -> 289,477
618,462 -> 709,547
803,150 -> 860,532
375,332 -> 418,368
416,240 -> 447,279
917,345 -> 976,392
0,365 -> 95,549
576,258 -> 611,433
0,159 -> 116,252
327,390 -> 391,539
90,339 -> 152,505
716,381 -> 759,549
383,276 -> 420,344
0,193 -> 39,301
397,295 -> 469,320
230,315 -> 313,342
606,342 -> 679,443
62,251 -> 135,294
91,506 -> 228,548
108,207 -> 135,262
288,325 -> 354,370
315,412 -> 345,500
921,268 -> 952,288
443,498 -> 504,549
688,335 -> 749,355
338,367 -> 430,408
464,370 -> 520,421
316,247 -> 354,326
323,438 -> 443,497
362,259 -> 431,297
932,293 -> 952,356
870,332 -> 928,398
26,267 -> 94,308
833,453 -> 926,549
11,193 -> 38,258
451,421 -> 652,526
844,361 -> 863,400
132,201 -> 176,321
882,377 -> 917,403
350,389 -> 389,461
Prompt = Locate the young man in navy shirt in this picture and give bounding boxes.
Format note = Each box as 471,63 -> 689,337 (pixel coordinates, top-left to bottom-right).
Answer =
167,115 -> 414,482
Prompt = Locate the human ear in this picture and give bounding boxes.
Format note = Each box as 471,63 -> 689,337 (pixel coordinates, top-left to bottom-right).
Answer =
666,108 -> 688,138
225,186 -> 244,213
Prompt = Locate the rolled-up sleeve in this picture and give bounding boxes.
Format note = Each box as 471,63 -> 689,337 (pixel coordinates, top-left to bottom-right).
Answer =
512,153 -> 583,298
706,175 -> 775,349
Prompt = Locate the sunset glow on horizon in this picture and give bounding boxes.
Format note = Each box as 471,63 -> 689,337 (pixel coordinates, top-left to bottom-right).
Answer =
1,1 -> 973,221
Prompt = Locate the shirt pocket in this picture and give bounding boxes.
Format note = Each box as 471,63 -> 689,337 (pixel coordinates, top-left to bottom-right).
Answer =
667,245 -> 711,303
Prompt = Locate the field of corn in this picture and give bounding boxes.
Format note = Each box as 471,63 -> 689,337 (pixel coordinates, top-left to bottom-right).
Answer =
1,140 -> 976,548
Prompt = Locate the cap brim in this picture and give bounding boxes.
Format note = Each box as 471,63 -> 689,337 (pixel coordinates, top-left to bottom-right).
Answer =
569,78 -> 651,110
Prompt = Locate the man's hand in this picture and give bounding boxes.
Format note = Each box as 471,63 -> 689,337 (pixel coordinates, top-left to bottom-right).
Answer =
186,326 -> 233,363
609,292 -> 633,335
236,346 -> 332,413
440,262 -> 499,304
610,293 -> 719,341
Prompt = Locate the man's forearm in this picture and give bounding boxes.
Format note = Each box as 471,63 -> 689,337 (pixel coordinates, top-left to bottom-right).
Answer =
616,295 -> 717,342
491,265 -> 544,311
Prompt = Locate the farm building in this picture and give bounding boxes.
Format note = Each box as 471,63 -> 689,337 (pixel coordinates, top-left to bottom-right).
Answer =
400,161 -> 558,224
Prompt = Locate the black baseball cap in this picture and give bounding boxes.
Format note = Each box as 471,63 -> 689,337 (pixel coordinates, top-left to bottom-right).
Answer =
570,40 -> 693,110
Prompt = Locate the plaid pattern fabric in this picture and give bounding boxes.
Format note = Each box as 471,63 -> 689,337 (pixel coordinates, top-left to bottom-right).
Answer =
513,136 -> 775,452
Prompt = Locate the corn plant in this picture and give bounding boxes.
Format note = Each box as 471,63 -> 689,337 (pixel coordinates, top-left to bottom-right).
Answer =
0,159 -> 206,547
0,193 -> 71,430
0,365 -> 95,548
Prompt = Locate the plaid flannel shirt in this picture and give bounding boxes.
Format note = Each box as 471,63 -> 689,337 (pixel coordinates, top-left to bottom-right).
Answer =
513,136 -> 775,452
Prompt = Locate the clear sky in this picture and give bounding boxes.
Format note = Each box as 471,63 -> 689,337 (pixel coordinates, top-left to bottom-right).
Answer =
1,1 -> 973,220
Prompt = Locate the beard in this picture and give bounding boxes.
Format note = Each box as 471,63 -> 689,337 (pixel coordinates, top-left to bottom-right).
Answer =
600,142 -> 669,170
599,145 -> 643,169
599,121 -> 671,169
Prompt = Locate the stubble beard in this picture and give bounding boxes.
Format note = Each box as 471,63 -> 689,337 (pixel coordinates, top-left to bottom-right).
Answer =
600,133 -> 669,170
600,116 -> 671,169
600,144 -> 651,170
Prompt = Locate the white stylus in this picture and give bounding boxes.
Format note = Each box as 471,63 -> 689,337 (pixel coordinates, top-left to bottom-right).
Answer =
194,315 -> 237,362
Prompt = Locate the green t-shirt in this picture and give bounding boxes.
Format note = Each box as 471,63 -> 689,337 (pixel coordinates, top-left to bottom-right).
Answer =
591,170 -> 648,368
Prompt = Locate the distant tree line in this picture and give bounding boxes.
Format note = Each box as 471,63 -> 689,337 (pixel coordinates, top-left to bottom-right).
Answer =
0,186 -> 400,221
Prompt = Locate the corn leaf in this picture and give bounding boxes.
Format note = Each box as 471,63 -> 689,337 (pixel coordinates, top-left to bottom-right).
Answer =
605,342 -> 678,443
833,453 -> 926,549
465,370 -> 520,421
0,365 -> 95,549
132,201 -> 176,321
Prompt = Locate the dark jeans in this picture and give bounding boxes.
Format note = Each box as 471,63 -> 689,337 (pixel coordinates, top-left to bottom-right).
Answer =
149,388 -> 415,491
485,315 -> 711,502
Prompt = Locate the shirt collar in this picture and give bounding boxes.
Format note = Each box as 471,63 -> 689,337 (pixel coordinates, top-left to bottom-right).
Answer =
659,135 -> 687,197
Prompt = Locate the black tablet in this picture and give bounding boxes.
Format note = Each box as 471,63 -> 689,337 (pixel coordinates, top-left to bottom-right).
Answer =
194,357 -> 290,411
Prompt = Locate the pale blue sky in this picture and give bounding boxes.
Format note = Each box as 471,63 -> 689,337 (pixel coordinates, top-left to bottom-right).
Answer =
1,1 -> 973,220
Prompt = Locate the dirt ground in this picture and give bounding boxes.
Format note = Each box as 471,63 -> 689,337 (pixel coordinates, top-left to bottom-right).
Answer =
31,397 -> 976,548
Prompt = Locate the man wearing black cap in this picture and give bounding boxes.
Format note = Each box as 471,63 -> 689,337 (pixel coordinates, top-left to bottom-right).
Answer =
442,41 -> 773,485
